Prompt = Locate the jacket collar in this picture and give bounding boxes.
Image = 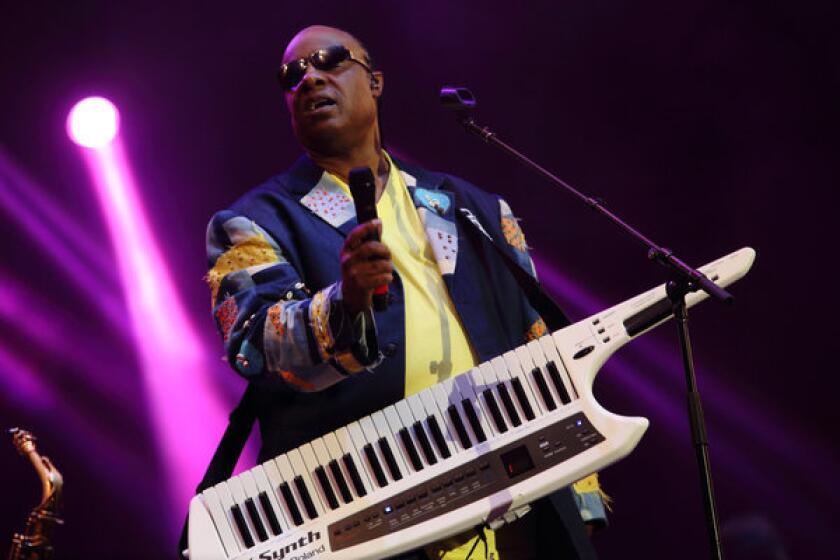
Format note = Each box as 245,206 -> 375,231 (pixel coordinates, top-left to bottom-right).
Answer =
286,153 -> 462,276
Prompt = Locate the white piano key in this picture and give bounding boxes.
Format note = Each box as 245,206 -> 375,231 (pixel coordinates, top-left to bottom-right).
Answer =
239,471 -> 271,538
537,335 -> 579,400
311,437 -> 342,500
503,350 -> 541,418
426,384 -> 461,453
200,486 -> 240,556
287,447 -> 325,518
311,438 -> 332,465
372,410 -> 407,478
397,393 -> 429,422
335,425 -> 374,495
389,402 -> 427,470
477,361 -> 500,384
490,356 -> 529,425
478,362 -> 516,429
272,453 -> 309,525
385,404 -> 418,470
514,344 -> 550,415
228,475 -> 260,545
359,416 -> 380,445
396,399 -> 419,429
454,370 -> 496,441
278,452 -> 316,522
526,340 -> 563,408
468,367 -> 502,435
405,394 -> 441,464
321,432 -> 357,503
251,464 -> 290,533
359,416 -> 392,485
299,443 -> 333,512
215,480 -> 250,550
324,431 -> 347,462
262,459 -> 294,531
274,453 -> 295,483
310,438 -> 345,507
439,377 -> 476,448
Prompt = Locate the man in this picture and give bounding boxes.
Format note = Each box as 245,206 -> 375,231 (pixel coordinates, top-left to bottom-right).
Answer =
206,25 -> 607,559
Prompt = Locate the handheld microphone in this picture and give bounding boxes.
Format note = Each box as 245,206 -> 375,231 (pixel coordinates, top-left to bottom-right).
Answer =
348,166 -> 389,312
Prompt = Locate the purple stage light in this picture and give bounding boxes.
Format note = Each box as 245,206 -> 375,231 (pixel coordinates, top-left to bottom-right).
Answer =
0,150 -> 125,329
0,343 -> 56,411
69,98 -> 231,534
67,96 -> 120,148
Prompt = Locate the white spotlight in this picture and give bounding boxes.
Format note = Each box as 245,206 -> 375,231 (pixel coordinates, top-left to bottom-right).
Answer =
67,96 -> 120,148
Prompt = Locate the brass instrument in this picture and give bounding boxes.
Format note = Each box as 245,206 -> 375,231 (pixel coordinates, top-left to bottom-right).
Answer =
7,428 -> 63,560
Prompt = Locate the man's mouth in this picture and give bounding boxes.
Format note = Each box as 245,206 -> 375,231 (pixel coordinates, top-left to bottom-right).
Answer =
304,97 -> 336,113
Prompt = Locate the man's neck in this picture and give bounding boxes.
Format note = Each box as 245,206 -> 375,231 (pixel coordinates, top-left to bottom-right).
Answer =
309,145 -> 391,201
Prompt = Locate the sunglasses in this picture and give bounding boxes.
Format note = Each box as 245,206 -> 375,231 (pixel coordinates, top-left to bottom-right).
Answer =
277,44 -> 373,91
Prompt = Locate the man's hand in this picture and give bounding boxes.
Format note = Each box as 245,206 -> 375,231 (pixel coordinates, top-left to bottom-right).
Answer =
341,219 -> 393,316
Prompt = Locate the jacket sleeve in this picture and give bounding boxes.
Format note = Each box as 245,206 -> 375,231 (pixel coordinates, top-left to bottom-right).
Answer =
498,197 -> 610,528
206,210 -> 381,392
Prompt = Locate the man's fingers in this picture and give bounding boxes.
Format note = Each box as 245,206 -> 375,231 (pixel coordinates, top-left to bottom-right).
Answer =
354,272 -> 393,289
343,259 -> 393,282
353,241 -> 391,261
344,219 -> 381,249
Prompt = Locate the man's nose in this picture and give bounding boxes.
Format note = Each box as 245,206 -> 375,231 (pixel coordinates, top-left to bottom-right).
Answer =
297,65 -> 327,91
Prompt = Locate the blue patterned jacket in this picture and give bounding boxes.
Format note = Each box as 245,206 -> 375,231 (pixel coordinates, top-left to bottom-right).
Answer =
206,154 -> 606,528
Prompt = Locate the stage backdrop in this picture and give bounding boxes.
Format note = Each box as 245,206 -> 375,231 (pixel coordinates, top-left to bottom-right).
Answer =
1,1 -> 837,558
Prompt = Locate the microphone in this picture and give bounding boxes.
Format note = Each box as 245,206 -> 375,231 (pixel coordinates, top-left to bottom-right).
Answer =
439,86 -> 476,112
348,167 -> 389,312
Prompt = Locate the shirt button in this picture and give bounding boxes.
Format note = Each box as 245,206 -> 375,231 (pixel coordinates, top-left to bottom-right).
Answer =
383,343 -> 398,357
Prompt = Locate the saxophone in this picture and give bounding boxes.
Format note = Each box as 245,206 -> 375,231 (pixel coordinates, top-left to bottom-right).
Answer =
7,428 -> 63,560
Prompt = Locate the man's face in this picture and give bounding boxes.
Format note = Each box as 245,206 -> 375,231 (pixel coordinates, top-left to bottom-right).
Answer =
282,26 -> 381,154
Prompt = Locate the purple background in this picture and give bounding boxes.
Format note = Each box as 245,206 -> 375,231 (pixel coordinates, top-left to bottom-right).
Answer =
1,1 -> 837,558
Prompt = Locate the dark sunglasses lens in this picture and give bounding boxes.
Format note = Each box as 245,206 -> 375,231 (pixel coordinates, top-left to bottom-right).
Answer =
280,60 -> 306,89
313,45 -> 350,70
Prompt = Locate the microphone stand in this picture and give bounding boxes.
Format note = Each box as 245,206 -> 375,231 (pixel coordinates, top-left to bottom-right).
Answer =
442,87 -> 728,559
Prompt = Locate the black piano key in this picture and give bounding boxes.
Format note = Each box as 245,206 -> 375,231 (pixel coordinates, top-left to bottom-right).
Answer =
510,377 -> 536,420
279,482 -> 304,526
230,503 -> 255,548
532,367 -> 557,411
546,361 -> 571,404
427,416 -> 452,458
328,459 -> 353,503
363,444 -> 388,488
342,453 -> 368,496
244,497 -> 269,542
447,404 -> 472,449
398,428 -> 424,471
497,383 -> 522,427
413,421 -> 438,465
482,388 -> 508,433
314,466 -> 339,510
258,491 -> 282,536
293,475 -> 318,520
378,437 -> 403,481
461,398 -> 487,442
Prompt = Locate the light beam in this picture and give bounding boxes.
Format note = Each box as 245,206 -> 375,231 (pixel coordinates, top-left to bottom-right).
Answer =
67,96 -> 232,534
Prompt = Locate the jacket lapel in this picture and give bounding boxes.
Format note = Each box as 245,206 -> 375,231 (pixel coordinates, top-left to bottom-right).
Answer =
399,164 -> 461,278
286,155 -> 358,236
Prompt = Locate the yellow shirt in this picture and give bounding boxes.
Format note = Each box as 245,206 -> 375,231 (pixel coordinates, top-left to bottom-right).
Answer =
331,156 -> 497,559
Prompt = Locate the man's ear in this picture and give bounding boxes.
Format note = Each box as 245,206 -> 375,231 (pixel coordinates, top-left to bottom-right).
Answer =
370,71 -> 384,96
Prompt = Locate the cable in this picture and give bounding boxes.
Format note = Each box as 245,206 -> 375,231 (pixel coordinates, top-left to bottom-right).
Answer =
464,524 -> 489,560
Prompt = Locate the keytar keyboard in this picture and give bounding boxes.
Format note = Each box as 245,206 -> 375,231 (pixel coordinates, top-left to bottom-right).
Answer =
186,248 -> 755,560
